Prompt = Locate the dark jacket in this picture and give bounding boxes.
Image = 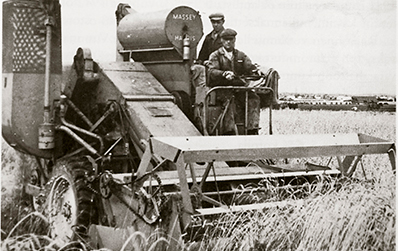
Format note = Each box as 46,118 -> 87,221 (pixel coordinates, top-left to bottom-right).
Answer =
206,47 -> 260,134
197,29 -> 224,64
207,47 -> 256,87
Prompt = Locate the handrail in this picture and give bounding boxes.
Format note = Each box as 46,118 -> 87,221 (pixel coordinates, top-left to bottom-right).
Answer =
203,86 -> 274,136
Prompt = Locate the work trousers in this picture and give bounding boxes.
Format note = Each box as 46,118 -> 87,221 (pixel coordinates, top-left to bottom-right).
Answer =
217,90 -> 260,135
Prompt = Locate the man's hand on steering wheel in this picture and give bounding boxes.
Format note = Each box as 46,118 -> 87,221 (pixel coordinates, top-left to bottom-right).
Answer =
223,71 -> 236,80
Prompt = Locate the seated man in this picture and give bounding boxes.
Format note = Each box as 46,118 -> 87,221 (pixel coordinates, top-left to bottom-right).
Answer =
207,28 -> 261,135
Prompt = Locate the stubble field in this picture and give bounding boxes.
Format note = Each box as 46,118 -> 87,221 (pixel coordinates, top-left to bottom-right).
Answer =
1,109 -> 396,250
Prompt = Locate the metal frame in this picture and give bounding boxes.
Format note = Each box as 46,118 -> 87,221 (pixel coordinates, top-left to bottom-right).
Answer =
203,86 -> 274,136
145,133 -> 395,229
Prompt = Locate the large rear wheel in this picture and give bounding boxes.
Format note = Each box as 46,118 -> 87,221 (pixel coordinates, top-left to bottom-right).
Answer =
46,157 -> 97,244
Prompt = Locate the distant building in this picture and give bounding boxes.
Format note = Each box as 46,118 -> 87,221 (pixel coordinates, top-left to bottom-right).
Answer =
351,96 -> 378,104
336,96 -> 352,102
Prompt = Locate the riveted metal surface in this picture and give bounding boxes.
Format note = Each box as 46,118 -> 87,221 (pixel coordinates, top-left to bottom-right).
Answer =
2,0 -> 62,158
3,0 -> 62,74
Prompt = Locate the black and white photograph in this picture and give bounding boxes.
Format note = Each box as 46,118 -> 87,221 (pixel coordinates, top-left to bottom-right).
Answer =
1,0 -> 396,250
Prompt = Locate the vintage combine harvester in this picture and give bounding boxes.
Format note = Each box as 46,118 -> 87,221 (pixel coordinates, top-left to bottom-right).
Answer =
2,0 -> 396,250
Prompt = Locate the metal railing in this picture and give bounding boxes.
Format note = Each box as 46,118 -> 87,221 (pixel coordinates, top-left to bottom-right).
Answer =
203,86 -> 274,136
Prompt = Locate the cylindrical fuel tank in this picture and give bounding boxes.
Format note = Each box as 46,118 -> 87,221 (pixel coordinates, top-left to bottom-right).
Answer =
117,6 -> 203,52
2,0 -> 62,158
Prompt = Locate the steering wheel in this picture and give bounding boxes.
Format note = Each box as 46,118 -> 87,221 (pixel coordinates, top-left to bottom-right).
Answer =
242,74 -> 263,81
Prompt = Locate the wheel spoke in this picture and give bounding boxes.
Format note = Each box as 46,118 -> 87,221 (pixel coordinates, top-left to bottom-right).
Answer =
45,157 -> 96,244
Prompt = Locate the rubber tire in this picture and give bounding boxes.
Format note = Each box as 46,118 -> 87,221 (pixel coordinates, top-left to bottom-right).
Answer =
47,156 -> 97,243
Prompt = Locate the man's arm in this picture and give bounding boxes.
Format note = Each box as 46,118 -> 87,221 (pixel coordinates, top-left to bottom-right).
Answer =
207,51 -> 242,87
207,52 -> 225,86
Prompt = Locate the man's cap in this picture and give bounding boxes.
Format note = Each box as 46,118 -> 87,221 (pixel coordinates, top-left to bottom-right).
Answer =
220,28 -> 237,39
209,13 -> 224,21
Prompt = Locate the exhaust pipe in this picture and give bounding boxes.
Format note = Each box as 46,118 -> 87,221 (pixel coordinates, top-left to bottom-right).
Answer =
38,2 -> 56,150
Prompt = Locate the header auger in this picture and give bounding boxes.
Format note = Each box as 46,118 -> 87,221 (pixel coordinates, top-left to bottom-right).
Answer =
2,1 -> 395,250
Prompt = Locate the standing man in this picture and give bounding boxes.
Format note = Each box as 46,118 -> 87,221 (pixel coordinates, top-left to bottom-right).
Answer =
197,13 -> 225,66
191,13 -> 225,113
207,28 -> 260,135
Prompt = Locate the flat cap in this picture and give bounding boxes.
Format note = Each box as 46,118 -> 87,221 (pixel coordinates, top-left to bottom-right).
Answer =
209,12 -> 224,21
220,28 -> 237,39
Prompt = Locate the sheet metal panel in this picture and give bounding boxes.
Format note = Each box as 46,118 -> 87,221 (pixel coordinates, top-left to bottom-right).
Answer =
2,0 -> 62,158
126,101 -> 201,141
94,61 -> 201,146
99,62 -> 171,96
151,134 -> 395,162
117,6 -> 203,51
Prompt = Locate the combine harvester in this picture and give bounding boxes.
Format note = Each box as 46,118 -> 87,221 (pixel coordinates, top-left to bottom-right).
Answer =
2,1 -> 395,250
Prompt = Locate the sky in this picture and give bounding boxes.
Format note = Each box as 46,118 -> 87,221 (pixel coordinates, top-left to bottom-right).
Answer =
15,0 -> 398,95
